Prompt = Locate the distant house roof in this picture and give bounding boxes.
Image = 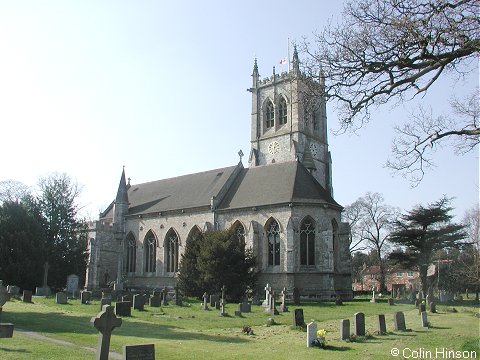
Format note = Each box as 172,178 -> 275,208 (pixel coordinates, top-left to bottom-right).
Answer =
101,160 -> 340,218
217,161 -> 340,210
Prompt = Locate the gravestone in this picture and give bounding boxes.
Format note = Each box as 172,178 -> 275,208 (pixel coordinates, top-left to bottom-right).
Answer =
377,314 -> 386,335
429,302 -> 436,313
263,283 -> 271,308
268,290 -> 279,315
56,292 -> 68,305
239,302 -> 251,313
209,294 -> 219,308
174,286 -> 182,306
6,285 -> 20,296
161,287 -> 168,306
115,302 -> 131,317
340,319 -> 350,340
100,298 -> 111,310
35,261 -> 51,296
22,290 -> 32,303
91,305 -> 122,360
393,311 -> 406,331
292,308 -> 305,327
149,296 -> 161,307
292,287 -> 300,305
306,321 -> 317,348
370,288 -> 376,303
0,283 -> 14,338
66,274 -> 79,294
202,292 -> 209,310
133,294 -> 145,311
219,299 -> 227,317
81,290 -> 92,304
388,298 -> 394,306
335,296 -> 343,306
421,311 -> 429,328
279,288 -> 288,312
353,312 -> 365,336
220,285 -> 227,303
124,344 -> 155,360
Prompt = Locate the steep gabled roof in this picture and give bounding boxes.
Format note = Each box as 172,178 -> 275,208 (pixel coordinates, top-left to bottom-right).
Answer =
101,165 -> 240,218
217,161 -> 340,210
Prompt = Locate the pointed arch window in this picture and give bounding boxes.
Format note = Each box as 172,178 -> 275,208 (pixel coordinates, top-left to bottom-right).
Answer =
300,218 -> 316,265
144,231 -> 156,273
165,229 -> 179,273
279,97 -> 287,125
234,222 -> 246,250
265,100 -> 274,128
124,233 -> 136,273
267,220 -> 280,266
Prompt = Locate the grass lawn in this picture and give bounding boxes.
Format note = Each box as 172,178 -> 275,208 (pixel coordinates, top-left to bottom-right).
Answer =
0,296 -> 478,359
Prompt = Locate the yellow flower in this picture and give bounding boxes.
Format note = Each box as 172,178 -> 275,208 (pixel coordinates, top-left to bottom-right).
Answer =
317,329 -> 327,337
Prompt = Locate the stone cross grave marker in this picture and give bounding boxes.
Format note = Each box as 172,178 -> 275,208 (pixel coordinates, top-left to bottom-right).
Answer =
124,343 -> 155,360
306,321 -> 317,348
377,314 -> 386,335
91,305 -> 122,360
263,283 -> 271,308
353,312 -> 365,336
219,298 -> 227,317
340,319 -> 350,340
370,287 -> 376,303
393,311 -> 406,331
279,287 -> 288,312
268,290 -> 279,316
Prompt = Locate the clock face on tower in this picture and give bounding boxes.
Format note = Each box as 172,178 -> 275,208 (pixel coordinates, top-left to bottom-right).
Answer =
310,143 -> 318,157
268,141 -> 280,155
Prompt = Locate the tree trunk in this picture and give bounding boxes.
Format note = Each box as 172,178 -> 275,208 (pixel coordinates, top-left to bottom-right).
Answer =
419,264 -> 429,298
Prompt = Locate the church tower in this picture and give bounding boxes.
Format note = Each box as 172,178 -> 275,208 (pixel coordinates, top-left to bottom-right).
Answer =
248,47 -> 333,195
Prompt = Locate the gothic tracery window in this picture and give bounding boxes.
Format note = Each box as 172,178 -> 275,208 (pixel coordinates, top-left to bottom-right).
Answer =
144,231 -> 156,273
165,229 -> 179,273
267,219 -> 280,266
265,100 -> 274,129
234,222 -> 246,250
279,97 -> 287,125
124,233 -> 136,273
300,218 -> 316,266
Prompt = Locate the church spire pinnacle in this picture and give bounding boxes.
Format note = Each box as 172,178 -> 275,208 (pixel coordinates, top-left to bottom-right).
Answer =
252,58 -> 259,87
115,166 -> 128,205
292,45 -> 300,74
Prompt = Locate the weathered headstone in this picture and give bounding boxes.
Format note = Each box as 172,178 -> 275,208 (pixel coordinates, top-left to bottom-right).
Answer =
268,290 -> 279,315
353,312 -> 365,336
263,283 -> 271,308
370,288 -> 376,303
393,311 -> 406,331
0,283 -> 14,338
115,301 -> 131,317
81,290 -> 92,304
133,294 -> 145,311
340,319 -> 350,340
124,344 -> 155,360
292,287 -> 300,305
66,274 -> 79,294
91,305 -> 122,360
56,292 -> 68,305
122,294 -> 133,303
306,321 -> 317,348
279,287 -> 288,312
239,302 -> 251,313
22,290 -> 32,303
421,311 -> 429,328
209,294 -> 219,308
335,296 -> 343,306
6,285 -> 20,296
292,308 -> 305,327
174,286 -> 182,306
202,292 -> 209,310
377,314 -> 386,335
429,302 -> 436,313
219,299 -> 227,317
161,287 -> 168,306
149,296 -> 161,307
388,298 -> 394,306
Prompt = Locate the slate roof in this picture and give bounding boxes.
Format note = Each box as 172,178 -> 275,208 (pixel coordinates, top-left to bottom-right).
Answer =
102,165 -> 239,218
101,160 -> 340,218
217,161 -> 340,210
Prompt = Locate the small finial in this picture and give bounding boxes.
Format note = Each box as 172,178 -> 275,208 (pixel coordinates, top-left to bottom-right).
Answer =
238,149 -> 244,163
127,177 -> 131,186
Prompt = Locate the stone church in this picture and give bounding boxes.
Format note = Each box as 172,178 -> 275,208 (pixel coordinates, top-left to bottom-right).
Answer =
85,49 -> 352,299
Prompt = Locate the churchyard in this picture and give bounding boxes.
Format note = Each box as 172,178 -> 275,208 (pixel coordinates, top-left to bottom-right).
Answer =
0,292 -> 478,360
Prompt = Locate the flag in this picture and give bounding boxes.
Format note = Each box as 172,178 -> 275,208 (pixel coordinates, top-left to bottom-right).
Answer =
279,57 -> 287,65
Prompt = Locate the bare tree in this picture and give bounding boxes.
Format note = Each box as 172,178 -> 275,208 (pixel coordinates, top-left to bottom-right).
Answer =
301,0 -> 479,179
344,192 -> 399,292
342,200 -> 368,253
0,180 -> 31,203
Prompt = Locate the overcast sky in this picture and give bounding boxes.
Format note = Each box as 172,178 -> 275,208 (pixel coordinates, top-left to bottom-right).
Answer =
0,0 -> 477,221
